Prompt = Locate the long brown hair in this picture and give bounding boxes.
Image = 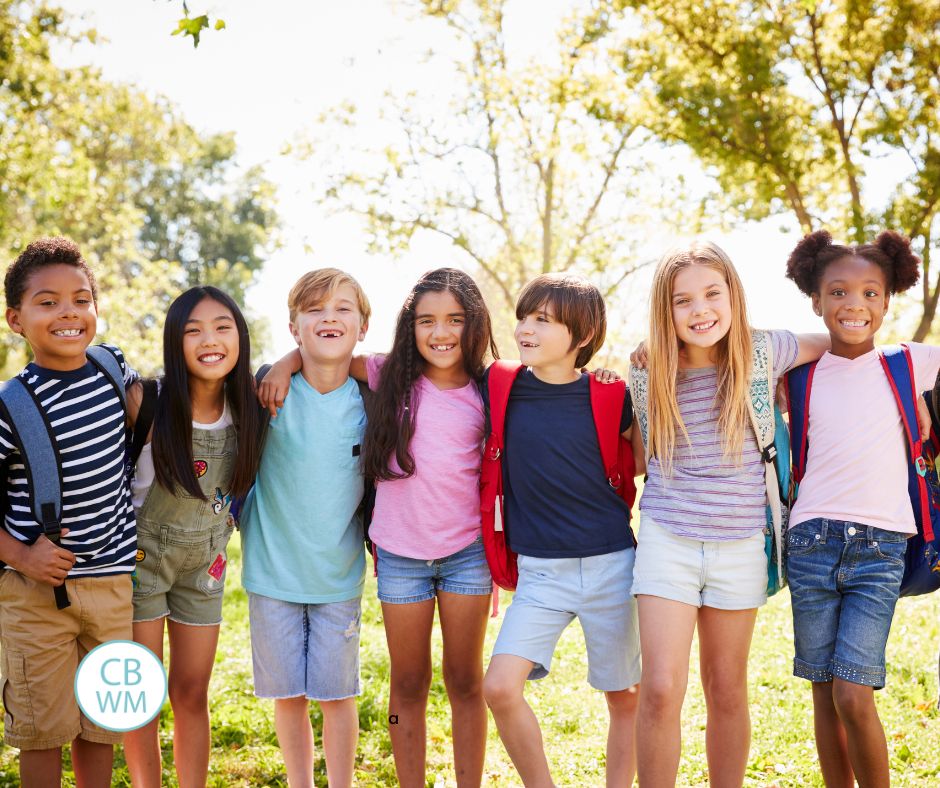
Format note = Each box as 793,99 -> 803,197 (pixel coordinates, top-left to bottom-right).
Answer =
646,242 -> 752,474
363,269 -> 498,481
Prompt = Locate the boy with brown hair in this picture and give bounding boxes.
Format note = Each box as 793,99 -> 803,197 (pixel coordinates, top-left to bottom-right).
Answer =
481,273 -> 642,787
0,237 -> 139,787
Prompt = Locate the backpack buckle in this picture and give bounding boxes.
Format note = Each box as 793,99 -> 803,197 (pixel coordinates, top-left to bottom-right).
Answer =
608,471 -> 623,491
486,446 -> 501,461
915,456 -> 928,477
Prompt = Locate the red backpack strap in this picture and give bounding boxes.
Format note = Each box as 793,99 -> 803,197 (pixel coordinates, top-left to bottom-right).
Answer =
485,360 -> 524,454
589,376 -> 626,492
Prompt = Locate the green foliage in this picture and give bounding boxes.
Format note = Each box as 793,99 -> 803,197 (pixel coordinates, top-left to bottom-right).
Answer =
165,1 -> 224,47
0,1 -> 278,375
615,0 -> 940,338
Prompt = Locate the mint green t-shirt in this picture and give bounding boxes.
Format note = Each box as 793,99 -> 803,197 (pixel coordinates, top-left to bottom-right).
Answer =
241,374 -> 366,603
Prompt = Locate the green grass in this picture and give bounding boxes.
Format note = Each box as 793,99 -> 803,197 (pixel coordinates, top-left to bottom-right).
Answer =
3,532 -> 940,786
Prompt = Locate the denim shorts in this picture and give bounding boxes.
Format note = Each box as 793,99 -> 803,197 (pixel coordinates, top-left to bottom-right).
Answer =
248,593 -> 361,701
491,548 -> 641,692
632,514 -> 768,610
376,536 -> 492,604
787,518 -> 907,689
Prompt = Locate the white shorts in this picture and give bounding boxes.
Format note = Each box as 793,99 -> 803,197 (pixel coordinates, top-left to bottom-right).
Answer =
632,514 -> 767,610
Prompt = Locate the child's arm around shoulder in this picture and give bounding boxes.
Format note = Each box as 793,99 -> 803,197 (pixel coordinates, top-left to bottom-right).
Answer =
790,333 -> 831,368
256,349 -> 374,418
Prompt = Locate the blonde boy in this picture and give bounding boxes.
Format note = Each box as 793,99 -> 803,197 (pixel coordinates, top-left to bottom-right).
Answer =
241,269 -> 370,788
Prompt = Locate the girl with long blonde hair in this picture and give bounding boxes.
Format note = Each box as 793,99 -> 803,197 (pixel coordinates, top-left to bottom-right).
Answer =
629,241 -> 828,787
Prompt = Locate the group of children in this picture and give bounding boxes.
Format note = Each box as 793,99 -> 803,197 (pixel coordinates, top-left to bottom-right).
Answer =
0,227 -> 935,788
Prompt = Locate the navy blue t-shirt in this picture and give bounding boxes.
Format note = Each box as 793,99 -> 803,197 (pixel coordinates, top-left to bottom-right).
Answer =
483,368 -> 634,558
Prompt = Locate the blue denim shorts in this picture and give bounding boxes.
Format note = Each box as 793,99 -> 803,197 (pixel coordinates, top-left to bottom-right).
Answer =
491,548 -> 641,692
376,536 -> 492,604
248,593 -> 361,700
787,518 -> 907,689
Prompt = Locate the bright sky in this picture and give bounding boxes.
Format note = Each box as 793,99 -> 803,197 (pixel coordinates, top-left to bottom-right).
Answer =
57,0 -> 829,358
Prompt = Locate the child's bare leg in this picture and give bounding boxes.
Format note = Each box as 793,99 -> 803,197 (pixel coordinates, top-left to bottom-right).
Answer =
811,681 -> 853,788
698,606 -> 757,788
124,618 -> 166,787
19,748 -> 62,788
483,654 -> 553,788
274,696 -> 315,788
635,596 -> 697,788
832,679 -> 889,788
71,738 -> 114,788
381,599 -> 435,787
319,697 -> 359,788
438,591 -> 489,788
167,619 -> 220,788
604,686 -> 638,788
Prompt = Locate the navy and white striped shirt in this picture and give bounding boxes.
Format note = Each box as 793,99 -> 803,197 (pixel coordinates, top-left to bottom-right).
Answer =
0,345 -> 138,576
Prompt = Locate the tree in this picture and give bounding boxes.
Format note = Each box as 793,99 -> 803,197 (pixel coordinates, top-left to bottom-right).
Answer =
0,1 -> 279,373
614,0 -> 940,338
301,0 -> 690,340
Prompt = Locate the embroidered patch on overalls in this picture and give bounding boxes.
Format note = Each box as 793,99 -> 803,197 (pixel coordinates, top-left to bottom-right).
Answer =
194,460 -> 208,478
136,549 -> 146,562
211,487 -> 232,515
207,553 -> 226,581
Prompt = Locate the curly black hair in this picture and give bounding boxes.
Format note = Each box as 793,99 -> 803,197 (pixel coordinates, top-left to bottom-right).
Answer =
4,237 -> 98,308
785,229 -> 920,296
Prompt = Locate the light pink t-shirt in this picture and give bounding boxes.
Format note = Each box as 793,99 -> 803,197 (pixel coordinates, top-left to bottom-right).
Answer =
366,355 -> 485,559
790,343 -> 940,534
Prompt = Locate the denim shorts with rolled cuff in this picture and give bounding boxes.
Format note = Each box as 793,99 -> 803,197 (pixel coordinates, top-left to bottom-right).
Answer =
787,518 -> 907,689
631,514 -> 768,610
248,593 -> 361,701
491,548 -> 641,692
375,535 -> 492,604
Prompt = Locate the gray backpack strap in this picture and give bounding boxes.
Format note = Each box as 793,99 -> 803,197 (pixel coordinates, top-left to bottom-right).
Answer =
87,345 -> 126,405
628,365 -> 650,459
744,329 -> 785,585
0,377 -> 70,609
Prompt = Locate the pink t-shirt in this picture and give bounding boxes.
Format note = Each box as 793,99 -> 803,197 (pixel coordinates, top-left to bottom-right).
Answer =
366,355 -> 485,559
790,343 -> 940,535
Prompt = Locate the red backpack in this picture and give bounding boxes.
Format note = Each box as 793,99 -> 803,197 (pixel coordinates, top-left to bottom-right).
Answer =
479,361 -> 637,590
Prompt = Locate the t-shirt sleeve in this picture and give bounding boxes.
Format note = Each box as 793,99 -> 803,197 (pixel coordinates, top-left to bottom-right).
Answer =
365,354 -> 386,391
620,386 -> 634,433
103,343 -> 140,387
770,329 -> 799,378
909,343 -> 940,394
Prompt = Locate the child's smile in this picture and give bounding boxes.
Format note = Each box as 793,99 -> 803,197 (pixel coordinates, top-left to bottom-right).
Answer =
811,255 -> 889,359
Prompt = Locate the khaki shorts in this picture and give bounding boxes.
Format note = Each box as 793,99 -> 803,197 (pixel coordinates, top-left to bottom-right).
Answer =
0,570 -> 133,750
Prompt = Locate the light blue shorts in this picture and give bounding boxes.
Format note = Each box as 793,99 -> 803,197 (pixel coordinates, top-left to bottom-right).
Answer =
376,536 -> 492,604
632,514 -> 767,610
491,548 -> 641,692
248,593 -> 361,701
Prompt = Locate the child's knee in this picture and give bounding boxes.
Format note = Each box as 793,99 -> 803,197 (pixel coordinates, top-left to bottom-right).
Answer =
442,664 -> 483,701
482,669 -> 524,711
605,685 -> 639,716
390,668 -> 432,702
831,679 -> 876,721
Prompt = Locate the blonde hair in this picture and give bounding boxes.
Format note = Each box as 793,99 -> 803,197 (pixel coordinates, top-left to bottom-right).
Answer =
646,241 -> 752,474
288,268 -> 371,324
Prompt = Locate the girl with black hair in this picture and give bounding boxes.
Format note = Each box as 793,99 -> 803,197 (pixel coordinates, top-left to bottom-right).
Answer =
261,268 -> 497,787
784,230 -> 940,788
124,286 -> 261,788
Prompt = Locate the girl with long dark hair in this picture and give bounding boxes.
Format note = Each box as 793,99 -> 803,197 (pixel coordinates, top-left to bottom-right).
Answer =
124,286 -> 261,788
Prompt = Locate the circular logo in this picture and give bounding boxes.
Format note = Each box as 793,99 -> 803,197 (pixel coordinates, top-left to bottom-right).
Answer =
74,641 -> 167,732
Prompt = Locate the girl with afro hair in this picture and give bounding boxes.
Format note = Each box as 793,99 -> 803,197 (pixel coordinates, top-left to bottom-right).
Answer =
784,229 -> 940,788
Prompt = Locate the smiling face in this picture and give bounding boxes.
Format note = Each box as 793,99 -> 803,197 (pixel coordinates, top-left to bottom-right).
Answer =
812,254 -> 889,359
182,297 -> 240,383
515,303 -> 584,374
413,289 -> 466,381
6,264 -> 97,371
670,264 -> 732,363
290,283 -> 367,365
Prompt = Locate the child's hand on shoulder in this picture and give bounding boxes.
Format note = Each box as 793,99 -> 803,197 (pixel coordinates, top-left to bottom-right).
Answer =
630,340 -> 649,369
16,529 -> 75,586
589,367 -> 622,384
257,361 -> 293,419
